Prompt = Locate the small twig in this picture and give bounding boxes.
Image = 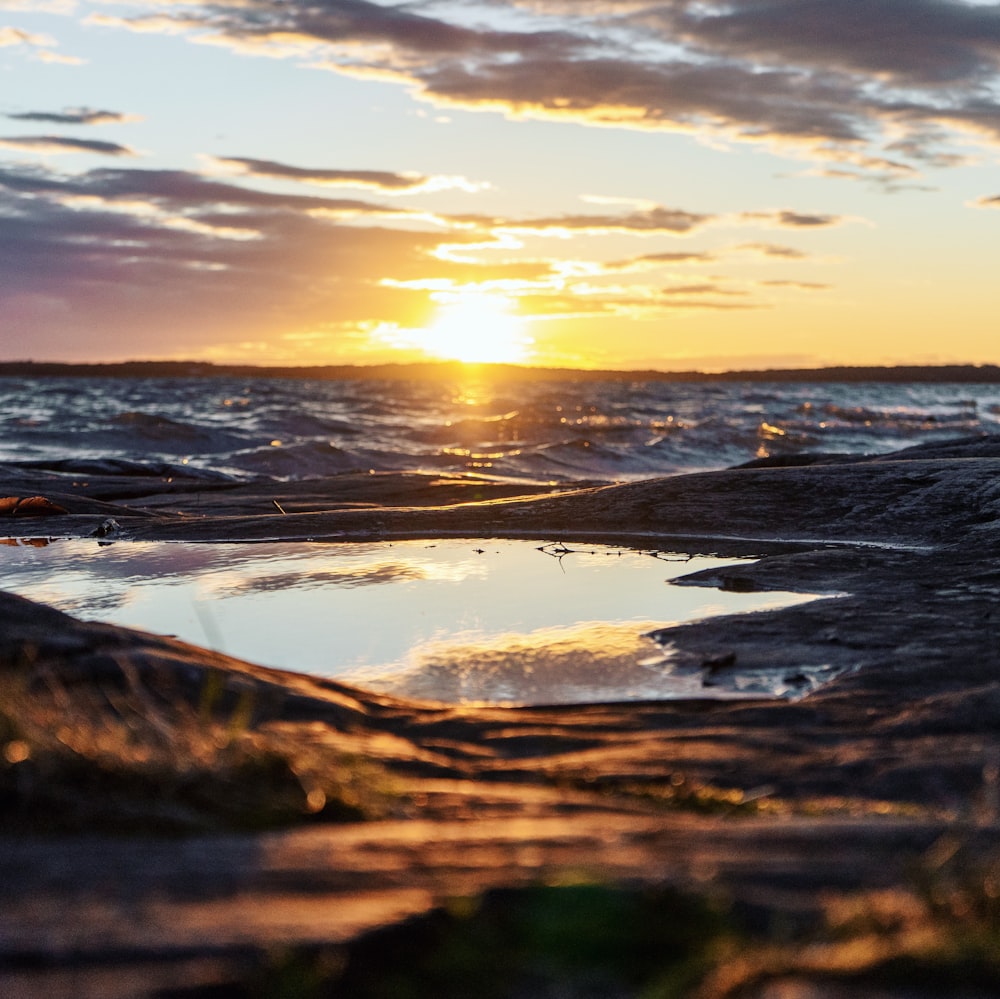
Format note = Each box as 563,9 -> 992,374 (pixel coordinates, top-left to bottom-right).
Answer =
536,541 -> 575,572
272,499 -> 287,515
644,550 -> 693,563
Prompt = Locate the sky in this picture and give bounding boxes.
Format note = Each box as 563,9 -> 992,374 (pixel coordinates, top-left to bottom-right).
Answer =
2,0 -> 1000,371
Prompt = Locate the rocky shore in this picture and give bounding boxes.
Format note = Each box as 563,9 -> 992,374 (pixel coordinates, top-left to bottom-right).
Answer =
3,436 -> 1000,997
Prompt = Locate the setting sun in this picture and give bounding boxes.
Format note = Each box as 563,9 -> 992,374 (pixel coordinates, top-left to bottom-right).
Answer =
416,293 -> 533,365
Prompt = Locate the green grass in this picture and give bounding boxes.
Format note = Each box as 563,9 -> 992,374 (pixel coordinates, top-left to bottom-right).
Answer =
236,863 -> 1000,999
311,883 -> 737,999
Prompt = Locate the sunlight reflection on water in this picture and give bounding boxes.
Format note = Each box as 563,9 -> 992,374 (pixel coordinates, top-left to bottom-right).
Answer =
0,538 -> 821,704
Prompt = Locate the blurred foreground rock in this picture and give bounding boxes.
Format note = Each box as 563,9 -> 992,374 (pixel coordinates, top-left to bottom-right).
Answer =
3,436 -> 1000,997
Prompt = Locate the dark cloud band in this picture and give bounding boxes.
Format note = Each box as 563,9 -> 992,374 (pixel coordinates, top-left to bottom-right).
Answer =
0,136 -> 136,156
6,108 -> 130,126
217,157 -> 429,190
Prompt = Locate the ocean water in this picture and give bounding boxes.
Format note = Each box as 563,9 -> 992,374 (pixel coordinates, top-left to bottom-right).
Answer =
1,374 -> 997,484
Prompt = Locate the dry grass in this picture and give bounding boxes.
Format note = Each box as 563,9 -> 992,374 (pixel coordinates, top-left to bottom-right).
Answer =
0,657 -> 403,834
692,832 -> 1000,998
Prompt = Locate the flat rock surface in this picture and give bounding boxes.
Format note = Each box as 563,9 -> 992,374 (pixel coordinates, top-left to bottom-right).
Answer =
3,436 -> 1000,996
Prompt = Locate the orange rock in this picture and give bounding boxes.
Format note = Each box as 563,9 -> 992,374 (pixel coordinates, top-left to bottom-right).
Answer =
0,496 -> 69,517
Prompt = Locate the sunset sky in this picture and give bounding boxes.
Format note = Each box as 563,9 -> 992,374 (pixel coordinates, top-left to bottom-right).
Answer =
2,0 -> 1000,371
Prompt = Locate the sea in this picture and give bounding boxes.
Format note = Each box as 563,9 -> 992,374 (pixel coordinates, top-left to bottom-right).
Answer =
1,373 -> 998,484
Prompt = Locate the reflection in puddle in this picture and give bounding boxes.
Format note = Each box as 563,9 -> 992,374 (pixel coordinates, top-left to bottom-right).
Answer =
644,640 -> 847,701
0,538 -> 825,705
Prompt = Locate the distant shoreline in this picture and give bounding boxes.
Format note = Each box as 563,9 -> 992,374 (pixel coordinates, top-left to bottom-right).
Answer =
1,359 -> 1000,383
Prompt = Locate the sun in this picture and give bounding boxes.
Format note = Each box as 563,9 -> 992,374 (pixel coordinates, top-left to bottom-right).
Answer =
417,292 -> 532,365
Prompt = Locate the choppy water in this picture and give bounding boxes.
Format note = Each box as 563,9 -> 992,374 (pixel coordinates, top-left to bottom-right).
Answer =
1,374 -> 997,484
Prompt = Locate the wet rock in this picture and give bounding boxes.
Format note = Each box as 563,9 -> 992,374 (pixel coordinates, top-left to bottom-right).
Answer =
701,649 -> 738,671
92,517 -> 122,539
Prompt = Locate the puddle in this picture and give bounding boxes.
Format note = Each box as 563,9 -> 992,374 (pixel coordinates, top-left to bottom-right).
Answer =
0,538 -> 825,704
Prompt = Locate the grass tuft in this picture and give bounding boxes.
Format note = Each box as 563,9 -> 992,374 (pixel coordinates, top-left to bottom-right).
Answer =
692,833 -> 1000,998
0,662 -> 401,834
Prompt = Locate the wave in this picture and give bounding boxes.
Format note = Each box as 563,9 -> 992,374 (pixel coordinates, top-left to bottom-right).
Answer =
2,375 -> 998,484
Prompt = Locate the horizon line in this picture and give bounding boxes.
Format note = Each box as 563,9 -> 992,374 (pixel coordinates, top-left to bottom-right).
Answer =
2,358 -> 1000,383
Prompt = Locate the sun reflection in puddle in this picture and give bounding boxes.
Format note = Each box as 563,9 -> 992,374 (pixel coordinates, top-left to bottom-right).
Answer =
0,538 -> 824,704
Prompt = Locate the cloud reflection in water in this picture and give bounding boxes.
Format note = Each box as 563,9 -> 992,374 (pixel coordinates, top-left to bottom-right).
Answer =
0,538 -> 819,704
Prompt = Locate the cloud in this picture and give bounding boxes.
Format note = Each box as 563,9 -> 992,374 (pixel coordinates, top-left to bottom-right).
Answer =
510,273 -> 761,319
6,108 -> 134,126
0,135 -> 137,156
759,279 -> 831,290
736,242 -> 808,259
0,25 -> 52,47
34,50 -> 84,65
84,13 -> 196,37
663,0 -> 1000,89
91,0 -> 577,70
0,23 -> 82,62
214,156 -> 482,194
0,157 -> 841,358
884,129 -> 973,169
739,209 -> 845,228
659,282 -> 748,298
972,194 -> 1000,209
0,0 -> 75,10
0,165 -> 429,217
88,0 -> 1000,180
604,244 -> 816,271
417,55 -> 871,144
0,162 -> 511,358
601,250 -> 716,272
493,205 -> 714,236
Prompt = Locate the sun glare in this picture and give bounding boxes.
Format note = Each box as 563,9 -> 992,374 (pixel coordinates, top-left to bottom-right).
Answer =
417,293 -> 532,365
